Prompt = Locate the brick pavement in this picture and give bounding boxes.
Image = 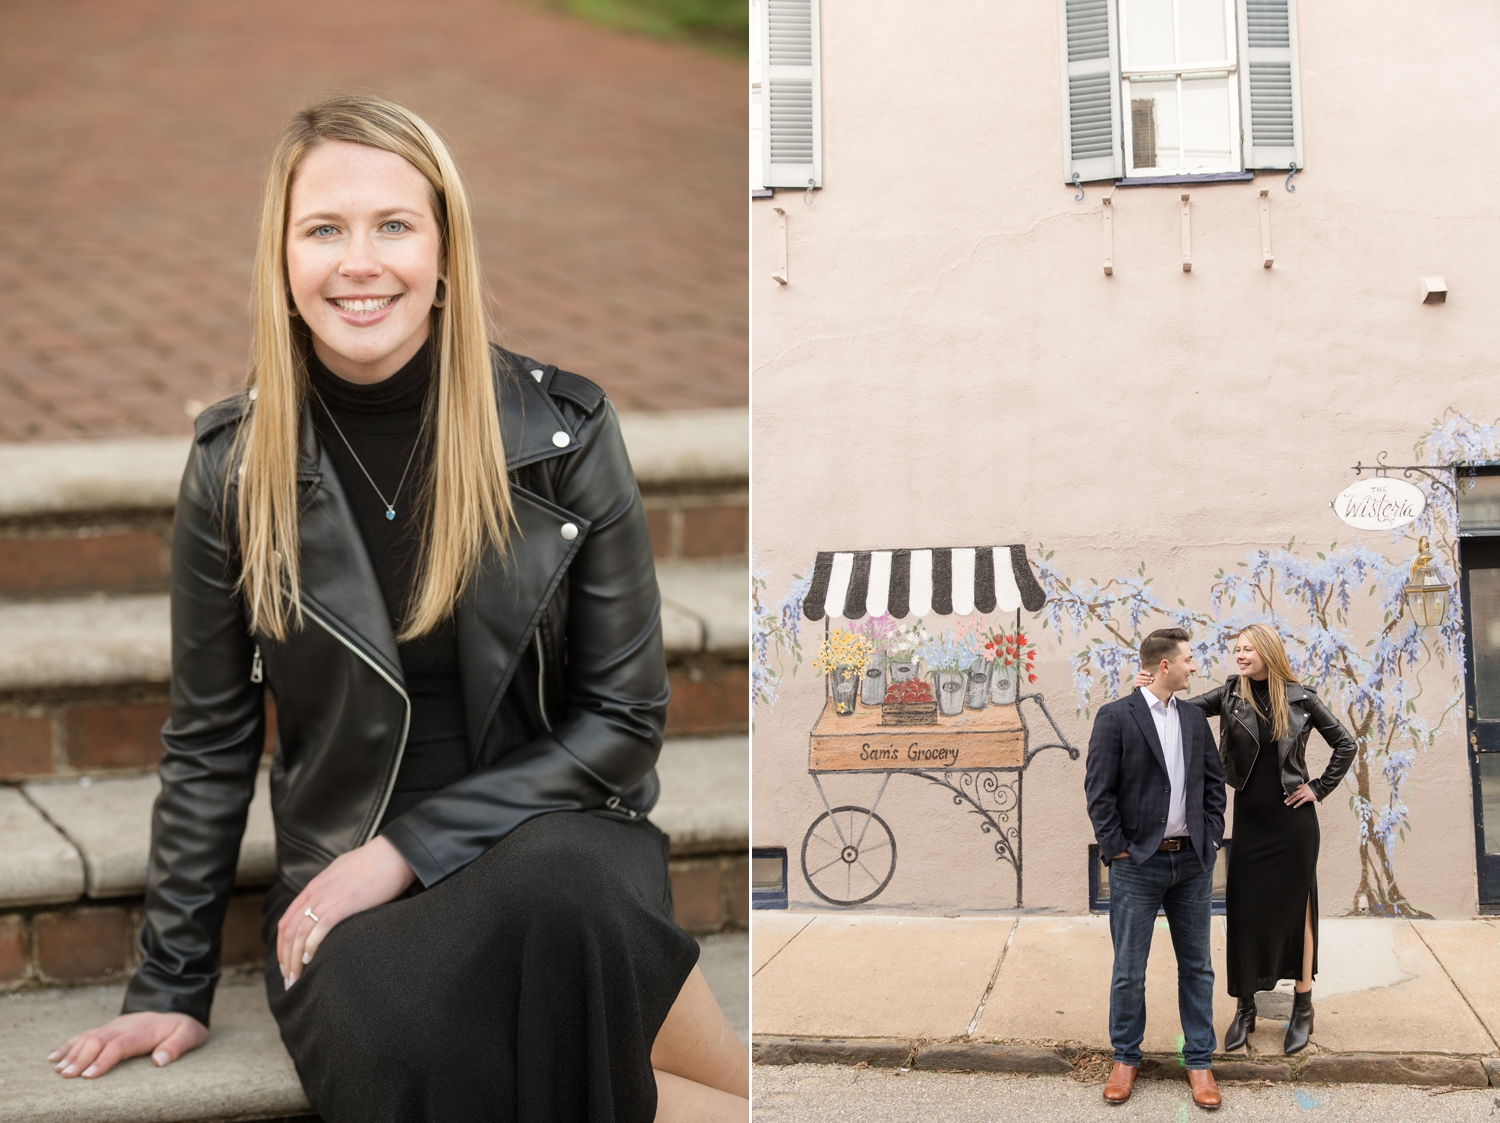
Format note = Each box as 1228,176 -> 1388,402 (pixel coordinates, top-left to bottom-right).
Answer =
0,0 -> 746,441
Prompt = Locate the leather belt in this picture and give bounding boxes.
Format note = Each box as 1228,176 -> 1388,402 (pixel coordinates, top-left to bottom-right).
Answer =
1157,837 -> 1191,852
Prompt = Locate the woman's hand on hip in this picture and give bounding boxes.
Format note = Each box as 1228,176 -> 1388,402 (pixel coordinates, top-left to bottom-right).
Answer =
1285,783 -> 1317,808
49,1011 -> 207,1080
277,834 -> 416,988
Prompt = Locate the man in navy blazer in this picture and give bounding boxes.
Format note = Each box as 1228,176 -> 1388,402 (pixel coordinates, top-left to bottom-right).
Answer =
1084,628 -> 1226,1109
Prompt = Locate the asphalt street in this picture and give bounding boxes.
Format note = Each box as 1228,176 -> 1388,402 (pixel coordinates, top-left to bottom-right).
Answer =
753,1064 -> 1500,1122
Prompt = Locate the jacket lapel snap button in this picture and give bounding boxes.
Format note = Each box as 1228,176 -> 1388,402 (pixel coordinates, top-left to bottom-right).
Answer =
561,523 -> 579,541
552,431 -> 570,448
531,368 -> 545,382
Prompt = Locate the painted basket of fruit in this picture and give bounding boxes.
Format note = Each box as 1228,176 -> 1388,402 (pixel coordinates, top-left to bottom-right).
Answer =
880,678 -> 939,725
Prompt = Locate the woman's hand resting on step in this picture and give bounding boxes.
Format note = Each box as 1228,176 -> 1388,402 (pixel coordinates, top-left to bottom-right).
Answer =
49,1010 -> 207,1079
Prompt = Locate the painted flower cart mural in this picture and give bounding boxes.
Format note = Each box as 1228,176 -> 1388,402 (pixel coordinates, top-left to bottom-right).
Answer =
795,545 -> 1079,907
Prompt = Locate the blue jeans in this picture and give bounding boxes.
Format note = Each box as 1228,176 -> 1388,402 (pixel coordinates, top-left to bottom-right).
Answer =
1107,846 -> 1216,1068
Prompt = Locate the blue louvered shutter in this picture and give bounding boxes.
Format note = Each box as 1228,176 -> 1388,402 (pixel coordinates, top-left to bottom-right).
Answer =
1236,0 -> 1304,169
759,0 -> 822,189
1058,0 -> 1122,183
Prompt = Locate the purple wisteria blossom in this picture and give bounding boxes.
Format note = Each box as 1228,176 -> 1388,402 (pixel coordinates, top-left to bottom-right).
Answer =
1033,412 -> 1500,916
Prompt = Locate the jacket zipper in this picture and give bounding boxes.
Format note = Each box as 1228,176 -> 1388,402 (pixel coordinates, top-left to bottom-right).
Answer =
531,625 -> 633,819
301,603 -> 412,844
1232,690 -> 1309,792
250,645 -> 263,683
535,630 -> 552,733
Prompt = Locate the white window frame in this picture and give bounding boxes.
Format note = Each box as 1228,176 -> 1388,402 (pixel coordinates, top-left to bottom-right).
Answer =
1118,0 -> 1242,179
750,0 -> 768,192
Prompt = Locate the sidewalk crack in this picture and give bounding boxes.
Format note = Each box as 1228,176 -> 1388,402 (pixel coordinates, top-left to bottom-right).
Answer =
752,915 -> 818,978
1408,919 -> 1500,1053
965,917 -> 1018,1038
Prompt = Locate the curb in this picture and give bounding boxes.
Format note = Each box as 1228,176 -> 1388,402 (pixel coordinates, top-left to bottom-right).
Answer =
752,1037 -> 914,1068
751,1036 -> 1500,1087
1298,1053 -> 1489,1087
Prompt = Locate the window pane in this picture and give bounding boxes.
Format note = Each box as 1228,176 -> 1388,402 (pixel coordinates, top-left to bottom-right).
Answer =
1471,568 -> 1500,721
1179,76 -> 1233,170
751,855 -> 785,889
1126,80 -> 1178,171
1096,845 -> 1229,902
1124,0 -> 1176,68
1177,0 -> 1229,64
1459,475 -> 1500,533
1480,755 -> 1500,854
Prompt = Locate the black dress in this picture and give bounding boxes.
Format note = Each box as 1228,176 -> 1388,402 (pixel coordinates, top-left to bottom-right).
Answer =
258,346 -> 700,1123
1224,679 -> 1318,998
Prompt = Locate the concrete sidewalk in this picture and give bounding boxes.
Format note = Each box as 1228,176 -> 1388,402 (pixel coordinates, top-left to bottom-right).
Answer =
752,912 -> 1500,1085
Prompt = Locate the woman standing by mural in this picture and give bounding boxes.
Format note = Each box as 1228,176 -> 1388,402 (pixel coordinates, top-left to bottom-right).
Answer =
1139,623 -> 1357,1054
45,95 -> 746,1122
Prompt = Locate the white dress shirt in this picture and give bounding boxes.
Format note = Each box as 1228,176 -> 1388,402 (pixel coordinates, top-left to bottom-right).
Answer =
1139,688 -> 1188,839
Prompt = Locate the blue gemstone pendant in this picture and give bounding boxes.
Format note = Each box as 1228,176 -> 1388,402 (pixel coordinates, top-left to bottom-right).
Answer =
385,509 -> 396,520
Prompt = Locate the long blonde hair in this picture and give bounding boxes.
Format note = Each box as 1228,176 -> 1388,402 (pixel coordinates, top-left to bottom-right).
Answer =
1235,623 -> 1297,740
235,94 -> 512,642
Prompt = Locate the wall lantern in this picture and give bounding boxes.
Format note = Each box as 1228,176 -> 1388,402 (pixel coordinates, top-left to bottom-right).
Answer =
1404,537 -> 1450,628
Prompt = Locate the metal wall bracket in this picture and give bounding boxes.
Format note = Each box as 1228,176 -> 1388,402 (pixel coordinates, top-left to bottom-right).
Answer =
1259,189 -> 1274,268
1180,193 -> 1192,272
1102,195 -> 1114,275
771,205 -> 788,285
1352,453 -> 1461,502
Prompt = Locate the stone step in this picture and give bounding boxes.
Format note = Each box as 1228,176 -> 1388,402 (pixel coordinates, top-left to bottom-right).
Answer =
0,559 -> 747,780
4,737 -> 743,908
0,410 -> 747,600
0,736 -> 745,986
0,979 -> 309,1123
0,931 -> 747,1123
0,562 -> 746,697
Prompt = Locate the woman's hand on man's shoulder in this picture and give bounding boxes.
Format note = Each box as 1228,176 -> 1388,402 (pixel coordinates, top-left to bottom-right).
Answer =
49,1010 -> 207,1080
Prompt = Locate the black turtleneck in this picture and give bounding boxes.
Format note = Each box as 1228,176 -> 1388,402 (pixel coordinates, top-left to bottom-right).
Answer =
306,342 -> 470,829
1249,678 -> 1277,754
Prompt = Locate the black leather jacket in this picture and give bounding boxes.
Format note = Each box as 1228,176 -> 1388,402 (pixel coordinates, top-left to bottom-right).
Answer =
1185,677 -> 1357,799
123,348 -> 669,1026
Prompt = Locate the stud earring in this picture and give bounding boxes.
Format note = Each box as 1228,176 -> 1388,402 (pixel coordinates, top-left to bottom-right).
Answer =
432,277 -> 448,309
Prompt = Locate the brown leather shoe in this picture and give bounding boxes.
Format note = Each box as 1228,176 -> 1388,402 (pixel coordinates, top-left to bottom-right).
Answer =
1187,1067 -> 1221,1109
1102,1062 -> 1138,1103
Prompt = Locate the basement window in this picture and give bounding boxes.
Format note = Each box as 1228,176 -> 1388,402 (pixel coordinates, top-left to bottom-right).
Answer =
752,847 -> 788,909
1088,842 -> 1230,914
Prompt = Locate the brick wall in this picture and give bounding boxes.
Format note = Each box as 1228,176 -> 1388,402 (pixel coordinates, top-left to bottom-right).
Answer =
0,856 -> 746,989
0,487 -> 743,599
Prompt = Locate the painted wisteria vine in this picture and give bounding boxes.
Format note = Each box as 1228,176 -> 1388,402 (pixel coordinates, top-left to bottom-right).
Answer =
751,560 -> 809,715
1036,411 -> 1500,917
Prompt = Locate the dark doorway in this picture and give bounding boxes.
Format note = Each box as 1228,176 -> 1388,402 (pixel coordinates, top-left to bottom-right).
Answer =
1459,532 -> 1500,909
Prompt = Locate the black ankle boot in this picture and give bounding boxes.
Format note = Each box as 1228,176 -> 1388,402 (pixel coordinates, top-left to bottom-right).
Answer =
1284,989 -> 1313,1054
1224,996 -> 1256,1051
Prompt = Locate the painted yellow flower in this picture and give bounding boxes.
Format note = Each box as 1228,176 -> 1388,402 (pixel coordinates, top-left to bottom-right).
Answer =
812,630 -> 873,680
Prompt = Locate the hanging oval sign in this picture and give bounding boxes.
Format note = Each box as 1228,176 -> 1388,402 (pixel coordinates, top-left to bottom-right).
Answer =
1332,477 -> 1426,530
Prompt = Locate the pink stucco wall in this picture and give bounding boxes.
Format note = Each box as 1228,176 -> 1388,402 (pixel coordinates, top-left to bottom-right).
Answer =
751,0 -> 1500,917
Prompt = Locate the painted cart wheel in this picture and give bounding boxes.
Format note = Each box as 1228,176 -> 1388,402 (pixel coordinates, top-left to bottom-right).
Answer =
801,805 -> 897,906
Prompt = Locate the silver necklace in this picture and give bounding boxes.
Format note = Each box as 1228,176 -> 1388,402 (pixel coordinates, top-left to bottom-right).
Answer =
311,386 -> 424,521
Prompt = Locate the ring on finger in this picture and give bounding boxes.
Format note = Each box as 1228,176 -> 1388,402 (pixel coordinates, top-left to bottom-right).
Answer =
304,907 -> 320,924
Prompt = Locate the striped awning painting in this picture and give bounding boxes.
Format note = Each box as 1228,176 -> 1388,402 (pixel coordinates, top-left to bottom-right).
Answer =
803,546 -> 1047,621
